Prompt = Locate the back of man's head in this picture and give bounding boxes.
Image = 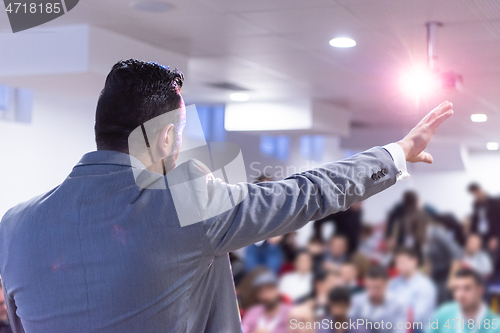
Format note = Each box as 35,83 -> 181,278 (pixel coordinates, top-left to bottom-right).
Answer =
403,190 -> 419,211
95,59 -> 184,153
468,182 -> 481,194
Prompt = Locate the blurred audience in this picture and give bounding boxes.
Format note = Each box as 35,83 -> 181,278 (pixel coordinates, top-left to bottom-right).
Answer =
388,248 -> 436,331
279,250 -> 314,302
0,284 -> 12,333
242,270 -> 292,333
236,183 -> 500,333
462,234 -> 493,278
314,202 -> 364,255
280,232 -> 299,274
429,268 -> 500,333
299,269 -> 343,318
325,235 -> 350,267
468,183 -> 500,251
386,191 -> 431,259
424,216 -> 463,304
288,304 -> 317,333
318,287 -> 367,333
349,265 -> 406,333
245,236 -> 284,275
339,262 -> 363,294
308,237 -> 327,275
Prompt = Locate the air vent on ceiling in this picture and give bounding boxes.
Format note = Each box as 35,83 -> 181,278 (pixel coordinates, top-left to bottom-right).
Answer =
351,120 -> 371,129
206,82 -> 249,91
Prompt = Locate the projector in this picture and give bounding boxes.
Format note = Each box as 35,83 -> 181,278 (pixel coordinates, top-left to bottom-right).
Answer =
440,71 -> 463,91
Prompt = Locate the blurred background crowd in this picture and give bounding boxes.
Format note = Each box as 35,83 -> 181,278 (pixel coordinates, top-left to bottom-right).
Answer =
232,180 -> 500,333
1,1 -> 500,332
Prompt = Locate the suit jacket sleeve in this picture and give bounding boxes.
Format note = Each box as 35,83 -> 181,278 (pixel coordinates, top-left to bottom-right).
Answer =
193,147 -> 398,255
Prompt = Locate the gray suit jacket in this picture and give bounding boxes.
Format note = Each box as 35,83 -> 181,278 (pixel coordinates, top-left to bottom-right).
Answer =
0,147 -> 398,333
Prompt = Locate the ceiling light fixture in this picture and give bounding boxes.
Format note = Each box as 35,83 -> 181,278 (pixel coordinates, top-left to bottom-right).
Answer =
471,114 -> 487,123
130,1 -> 174,13
329,37 -> 356,48
487,142 -> 499,151
229,92 -> 249,102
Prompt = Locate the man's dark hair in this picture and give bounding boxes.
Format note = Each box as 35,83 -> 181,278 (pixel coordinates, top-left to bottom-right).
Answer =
253,175 -> 273,184
309,236 -> 324,245
468,182 -> 481,193
330,234 -> 348,243
293,249 -> 311,262
314,270 -> 330,283
366,265 -> 389,280
395,247 -> 419,259
95,59 -> 184,153
403,190 -> 419,210
328,287 -> 351,305
455,268 -> 484,286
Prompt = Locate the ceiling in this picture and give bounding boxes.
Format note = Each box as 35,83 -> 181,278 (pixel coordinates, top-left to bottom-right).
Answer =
1,0 -> 499,150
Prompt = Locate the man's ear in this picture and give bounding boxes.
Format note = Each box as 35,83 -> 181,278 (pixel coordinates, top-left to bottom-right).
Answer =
158,124 -> 175,158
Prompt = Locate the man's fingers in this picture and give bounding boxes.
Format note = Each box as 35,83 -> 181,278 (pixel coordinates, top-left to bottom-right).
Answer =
427,101 -> 453,123
419,151 -> 433,164
409,151 -> 433,164
430,109 -> 454,130
421,151 -> 433,164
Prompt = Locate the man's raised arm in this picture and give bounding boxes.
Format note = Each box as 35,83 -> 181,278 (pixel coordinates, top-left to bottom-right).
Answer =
198,101 -> 453,255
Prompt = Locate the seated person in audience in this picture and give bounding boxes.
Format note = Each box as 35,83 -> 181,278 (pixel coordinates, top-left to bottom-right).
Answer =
388,248 -> 437,332
288,304 -> 317,333
297,269 -> 343,318
324,235 -> 371,280
318,287 -> 367,333
468,183 -> 500,250
308,237 -> 327,275
428,268 -> 500,333
462,234 -> 493,278
313,201 -> 364,255
358,225 -> 393,267
242,270 -> 292,333
245,235 -> 284,275
349,265 -> 406,333
325,235 -> 350,267
340,261 -> 364,294
279,250 -> 314,302
280,232 -> 299,274
424,215 -> 463,305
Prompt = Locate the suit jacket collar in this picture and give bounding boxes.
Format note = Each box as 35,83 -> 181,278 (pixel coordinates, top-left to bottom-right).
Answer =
74,150 -> 147,170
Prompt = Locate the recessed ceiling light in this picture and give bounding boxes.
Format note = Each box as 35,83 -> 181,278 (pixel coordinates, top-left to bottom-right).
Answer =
471,114 -> 487,123
130,1 -> 174,12
329,37 -> 356,48
487,142 -> 499,151
229,92 -> 249,102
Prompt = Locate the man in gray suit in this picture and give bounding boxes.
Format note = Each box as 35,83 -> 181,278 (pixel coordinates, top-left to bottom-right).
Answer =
0,59 -> 453,333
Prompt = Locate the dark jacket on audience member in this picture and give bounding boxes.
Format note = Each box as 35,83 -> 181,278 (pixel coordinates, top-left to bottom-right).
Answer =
471,197 -> 500,244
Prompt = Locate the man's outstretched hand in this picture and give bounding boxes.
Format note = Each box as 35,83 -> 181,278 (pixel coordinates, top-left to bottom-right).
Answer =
397,101 -> 454,163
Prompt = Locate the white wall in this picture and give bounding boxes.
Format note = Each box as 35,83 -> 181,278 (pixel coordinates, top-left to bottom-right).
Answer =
0,91 -> 97,217
362,152 -> 500,224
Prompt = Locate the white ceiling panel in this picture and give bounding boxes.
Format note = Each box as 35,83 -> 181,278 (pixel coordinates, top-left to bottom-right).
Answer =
239,6 -> 363,34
